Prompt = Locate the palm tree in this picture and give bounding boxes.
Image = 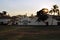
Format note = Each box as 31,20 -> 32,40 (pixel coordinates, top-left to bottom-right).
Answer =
50,5 -> 59,15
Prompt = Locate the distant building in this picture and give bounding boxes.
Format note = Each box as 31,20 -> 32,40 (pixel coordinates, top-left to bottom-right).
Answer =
0,16 -> 12,25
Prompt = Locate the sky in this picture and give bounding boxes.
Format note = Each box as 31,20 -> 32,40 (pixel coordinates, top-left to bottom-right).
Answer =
0,0 -> 60,16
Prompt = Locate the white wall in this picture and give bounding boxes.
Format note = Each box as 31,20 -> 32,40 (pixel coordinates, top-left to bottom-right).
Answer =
0,19 -> 11,23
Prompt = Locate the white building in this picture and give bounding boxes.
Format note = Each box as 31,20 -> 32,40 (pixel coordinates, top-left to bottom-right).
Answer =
0,16 -> 12,25
14,15 -> 60,25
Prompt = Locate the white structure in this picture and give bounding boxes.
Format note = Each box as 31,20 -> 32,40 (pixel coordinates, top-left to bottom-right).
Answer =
14,15 -> 60,25
0,16 -> 11,25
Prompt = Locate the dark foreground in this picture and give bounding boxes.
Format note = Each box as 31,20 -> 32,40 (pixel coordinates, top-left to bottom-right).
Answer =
0,25 -> 60,40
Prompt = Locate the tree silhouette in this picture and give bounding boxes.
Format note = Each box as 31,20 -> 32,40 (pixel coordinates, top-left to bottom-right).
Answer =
2,11 -> 7,15
49,5 -> 60,25
36,8 -> 48,22
49,5 -> 59,15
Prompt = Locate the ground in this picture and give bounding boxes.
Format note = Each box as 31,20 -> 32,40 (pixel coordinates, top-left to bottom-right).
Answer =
0,25 -> 60,40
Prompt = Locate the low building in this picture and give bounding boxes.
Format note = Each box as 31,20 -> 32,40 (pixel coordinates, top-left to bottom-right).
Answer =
15,15 -> 60,25
0,16 -> 12,25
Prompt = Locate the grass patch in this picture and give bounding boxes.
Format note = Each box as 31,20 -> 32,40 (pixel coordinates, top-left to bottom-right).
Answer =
0,25 -> 60,40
